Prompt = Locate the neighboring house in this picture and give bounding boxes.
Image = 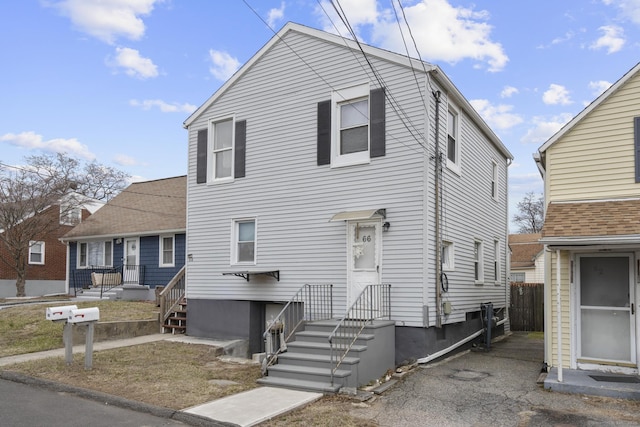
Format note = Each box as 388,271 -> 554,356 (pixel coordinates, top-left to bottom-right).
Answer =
0,198 -> 100,298
183,22 -> 512,391
535,61 -> 640,380
509,233 -> 544,283
61,176 -> 186,301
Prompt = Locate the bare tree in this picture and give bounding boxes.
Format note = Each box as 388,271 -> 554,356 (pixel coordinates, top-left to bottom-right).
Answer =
513,191 -> 544,233
0,153 -> 129,296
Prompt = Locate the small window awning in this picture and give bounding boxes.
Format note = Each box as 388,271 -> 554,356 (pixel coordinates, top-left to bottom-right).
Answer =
222,270 -> 280,281
329,208 -> 386,222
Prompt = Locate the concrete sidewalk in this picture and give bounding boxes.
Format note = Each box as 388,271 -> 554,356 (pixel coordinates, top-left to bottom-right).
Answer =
0,334 -> 322,426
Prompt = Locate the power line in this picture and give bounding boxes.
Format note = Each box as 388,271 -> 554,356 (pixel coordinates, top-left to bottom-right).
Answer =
325,0 -> 429,152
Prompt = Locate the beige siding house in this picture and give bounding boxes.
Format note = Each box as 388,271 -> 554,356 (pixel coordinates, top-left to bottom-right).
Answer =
535,62 -> 640,382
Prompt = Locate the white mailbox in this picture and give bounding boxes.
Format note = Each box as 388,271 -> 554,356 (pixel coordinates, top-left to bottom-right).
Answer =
68,307 -> 100,324
46,305 -> 78,321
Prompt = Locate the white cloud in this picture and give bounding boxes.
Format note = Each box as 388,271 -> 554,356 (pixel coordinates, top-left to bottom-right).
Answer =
208,49 -> 241,81
109,47 -> 158,79
542,84 -> 572,105
51,0 -> 159,44
520,114 -> 573,145
469,99 -> 523,130
588,80 -> 612,97
603,0 -> 640,25
500,86 -> 519,98
316,0 -> 378,36
590,25 -> 625,54
113,154 -> 137,166
371,0 -> 508,72
267,2 -> 286,28
0,131 -> 95,160
129,99 -> 197,113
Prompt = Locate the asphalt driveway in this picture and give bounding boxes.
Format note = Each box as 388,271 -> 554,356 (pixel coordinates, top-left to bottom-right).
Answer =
350,332 -> 640,427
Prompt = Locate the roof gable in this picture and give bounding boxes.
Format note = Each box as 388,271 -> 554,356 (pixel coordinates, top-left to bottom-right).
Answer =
538,61 -> 640,154
61,176 -> 186,240
182,22 -> 512,160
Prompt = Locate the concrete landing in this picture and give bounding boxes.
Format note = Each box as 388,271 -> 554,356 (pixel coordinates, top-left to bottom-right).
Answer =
183,386 -> 322,427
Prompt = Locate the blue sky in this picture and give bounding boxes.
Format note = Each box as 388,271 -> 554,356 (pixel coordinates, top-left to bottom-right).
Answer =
2,0 -> 640,229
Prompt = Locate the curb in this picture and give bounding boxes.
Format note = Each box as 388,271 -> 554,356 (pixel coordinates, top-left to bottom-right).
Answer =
0,370 -> 238,427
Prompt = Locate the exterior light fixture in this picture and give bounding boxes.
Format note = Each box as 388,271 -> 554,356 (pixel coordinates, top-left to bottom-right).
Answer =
383,222 -> 391,232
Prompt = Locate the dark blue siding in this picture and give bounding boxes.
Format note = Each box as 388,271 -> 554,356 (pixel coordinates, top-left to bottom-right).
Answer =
140,234 -> 185,288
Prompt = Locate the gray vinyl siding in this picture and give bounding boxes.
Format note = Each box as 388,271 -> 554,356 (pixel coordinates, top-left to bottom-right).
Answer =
186,29 -> 508,328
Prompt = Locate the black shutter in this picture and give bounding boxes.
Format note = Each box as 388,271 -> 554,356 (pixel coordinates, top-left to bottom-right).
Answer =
196,129 -> 207,184
370,87 -> 386,158
635,117 -> 640,183
235,120 -> 246,178
317,100 -> 331,165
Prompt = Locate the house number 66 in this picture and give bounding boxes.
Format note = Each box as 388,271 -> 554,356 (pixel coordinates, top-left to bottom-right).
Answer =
362,235 -> 371,242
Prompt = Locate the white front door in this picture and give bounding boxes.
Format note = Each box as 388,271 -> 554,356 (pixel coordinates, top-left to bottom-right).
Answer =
347,220 -> 381,311
577,254 -> 635,366
123,238 -> 139,284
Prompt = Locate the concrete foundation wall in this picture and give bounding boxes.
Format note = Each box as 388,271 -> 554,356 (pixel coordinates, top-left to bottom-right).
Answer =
187,299 -> 264,357
395,315 -> 505,365
0,280 -> 66,298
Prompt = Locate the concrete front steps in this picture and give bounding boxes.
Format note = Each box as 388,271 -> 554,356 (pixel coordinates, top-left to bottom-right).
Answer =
258,318 -> 395,394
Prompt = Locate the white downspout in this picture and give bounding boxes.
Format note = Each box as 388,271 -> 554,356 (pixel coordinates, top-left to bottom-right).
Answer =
556,249 -> 563,382
417,318 -> 507,364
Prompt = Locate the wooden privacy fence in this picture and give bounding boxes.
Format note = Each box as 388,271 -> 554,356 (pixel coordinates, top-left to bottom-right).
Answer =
509,282 -> 544,332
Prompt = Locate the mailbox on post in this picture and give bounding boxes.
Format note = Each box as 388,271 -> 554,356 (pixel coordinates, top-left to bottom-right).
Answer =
68,307 -> 100,324
46,305 -> 78,322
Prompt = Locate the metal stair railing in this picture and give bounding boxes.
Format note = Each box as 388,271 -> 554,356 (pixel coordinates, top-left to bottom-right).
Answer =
328,284 -> 391,385
159,266 -> 186,332
262,284 -> 334,372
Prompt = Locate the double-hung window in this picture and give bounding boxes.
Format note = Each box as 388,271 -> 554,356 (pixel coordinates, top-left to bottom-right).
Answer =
233,219 -> 256,264
78,241 -> 113,268
447,104 -> 460,173
332,84 -> 370,167
160,235 -> 175,267
210,117 -> 234,181
29,241 -> 45,265
474,239 -> 484,283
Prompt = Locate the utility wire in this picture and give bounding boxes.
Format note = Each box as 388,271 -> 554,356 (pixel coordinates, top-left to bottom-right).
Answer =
327,0 -> 429,152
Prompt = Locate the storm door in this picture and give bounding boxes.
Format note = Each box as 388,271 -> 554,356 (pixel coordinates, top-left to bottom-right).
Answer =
123,238 -> 140,284
577,254 -> 635,365
347,220 -> 381,318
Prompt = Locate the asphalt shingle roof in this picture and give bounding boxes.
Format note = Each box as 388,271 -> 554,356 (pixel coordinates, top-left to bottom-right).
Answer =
62,176 -> 186,239
508,233 -> 542,268
541,199 -> 640,238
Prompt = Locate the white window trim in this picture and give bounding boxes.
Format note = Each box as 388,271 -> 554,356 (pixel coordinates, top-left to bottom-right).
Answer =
29,241 -> 45,265
208,115 -> 235,184
331,83 -> 371,168
159,235 -> 175,268
446,103 -> 461,175
442,240 -> 454,271
231,218 -> 257,265
491,160 -> 498,201
494,239 -> 501,285
474,239 -> 484,285
77,241 -> 113,269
